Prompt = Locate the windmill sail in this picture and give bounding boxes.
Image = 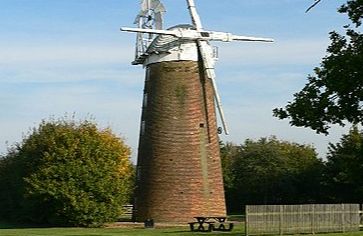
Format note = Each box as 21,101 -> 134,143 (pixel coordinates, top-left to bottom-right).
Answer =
154,12 -> 163,30
186,0 -> 229,134
133,0 -> 166,63
136,0 -> 166,29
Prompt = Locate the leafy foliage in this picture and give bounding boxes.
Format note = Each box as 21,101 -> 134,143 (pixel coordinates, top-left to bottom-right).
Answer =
221,138 -> 324,213
220,142 -> 240,190
273,0 -> 363,134
0,118 -> 134,226
339,0 -> 363,27
324,126 -> 363,202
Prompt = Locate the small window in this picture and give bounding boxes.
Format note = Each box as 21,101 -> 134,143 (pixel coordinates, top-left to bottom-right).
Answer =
141,121 -> 146,135
137,167 -> 142,180
145,68 -> 150,81
143,93 -> 148,107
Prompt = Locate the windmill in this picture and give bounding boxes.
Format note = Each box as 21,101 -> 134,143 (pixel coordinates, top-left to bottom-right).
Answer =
121,0 -> 273,222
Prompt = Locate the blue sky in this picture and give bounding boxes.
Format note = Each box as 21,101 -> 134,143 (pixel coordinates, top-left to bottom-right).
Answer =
0,0 -> 351,161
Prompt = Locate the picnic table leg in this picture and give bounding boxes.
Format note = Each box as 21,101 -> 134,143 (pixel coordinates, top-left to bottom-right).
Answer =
213,222 -> 234,231
219,223 -> 226,231
197,223 -> 205,231
208,223 -> 214,232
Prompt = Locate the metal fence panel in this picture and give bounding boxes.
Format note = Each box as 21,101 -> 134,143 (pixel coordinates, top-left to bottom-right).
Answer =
246,204 -> 360,235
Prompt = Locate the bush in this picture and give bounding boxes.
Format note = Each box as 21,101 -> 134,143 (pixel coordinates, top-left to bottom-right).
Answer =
0,117 -> 134,226
221,137 -> 324,213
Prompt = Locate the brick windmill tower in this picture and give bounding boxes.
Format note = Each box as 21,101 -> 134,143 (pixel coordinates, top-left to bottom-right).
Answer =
121,0 -> 273,222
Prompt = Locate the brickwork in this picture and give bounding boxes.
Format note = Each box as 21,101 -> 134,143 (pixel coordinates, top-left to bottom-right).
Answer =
134,61 -> 226,223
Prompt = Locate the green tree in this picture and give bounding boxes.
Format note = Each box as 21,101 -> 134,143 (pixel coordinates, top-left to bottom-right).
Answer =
324,126 -> 363,202
0,117 -> 134,226
273,0 -> 363,134
220,141 -> 239,190
220,141 -> 240,213
222,137 -> 324,213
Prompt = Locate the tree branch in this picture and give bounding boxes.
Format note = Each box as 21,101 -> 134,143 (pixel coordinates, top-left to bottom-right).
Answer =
306,0 -> 322,13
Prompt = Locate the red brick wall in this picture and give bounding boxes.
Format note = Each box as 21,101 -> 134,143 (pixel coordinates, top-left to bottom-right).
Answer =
134,61 -> 226,222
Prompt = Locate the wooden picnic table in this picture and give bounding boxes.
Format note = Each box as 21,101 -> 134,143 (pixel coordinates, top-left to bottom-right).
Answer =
189,216 -> 233,232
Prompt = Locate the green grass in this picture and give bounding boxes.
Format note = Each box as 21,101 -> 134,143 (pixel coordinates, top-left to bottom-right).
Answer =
0,222 -> 362,236
0,222 -> 244,236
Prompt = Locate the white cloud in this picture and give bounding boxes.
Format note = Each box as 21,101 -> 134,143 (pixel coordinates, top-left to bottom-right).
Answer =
0,36 -> 329,68
222,104 -> 349,159
0,81 -> 143,161
0,43 -> 134,65
0,65 -> 144,86
217,37 -> 330,66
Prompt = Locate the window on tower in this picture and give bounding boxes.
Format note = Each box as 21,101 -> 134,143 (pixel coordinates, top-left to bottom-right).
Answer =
143,93 -> 148,107
141,120 -> 146,135
145,67 -> 150,81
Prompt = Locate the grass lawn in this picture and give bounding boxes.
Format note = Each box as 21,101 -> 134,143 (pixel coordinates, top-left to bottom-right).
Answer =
0,221 -> 240,236
0,222 -> 362,236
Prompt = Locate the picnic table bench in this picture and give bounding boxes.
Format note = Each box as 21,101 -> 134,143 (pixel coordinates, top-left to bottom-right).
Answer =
188,216 -> 234,232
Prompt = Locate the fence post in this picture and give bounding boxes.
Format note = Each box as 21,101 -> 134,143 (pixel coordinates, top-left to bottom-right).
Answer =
360,204 -> 363,228
245,206 -> 249,236
341,203 -> 345,233
279,205 -> 283,235
311,204 -> 315,235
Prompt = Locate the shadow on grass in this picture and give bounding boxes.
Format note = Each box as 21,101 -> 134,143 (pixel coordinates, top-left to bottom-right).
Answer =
162,230 -> 189,234
0,220 -> 53,229
163,230 -> 243,235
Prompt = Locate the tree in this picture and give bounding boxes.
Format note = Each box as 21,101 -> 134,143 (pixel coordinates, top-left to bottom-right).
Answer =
220,141 -> 240,213
0,117 -> 134,226
220,141 -> 240,191
273,0 -> 363,134
324,126 -> 363,202
221,137 -> 324,213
